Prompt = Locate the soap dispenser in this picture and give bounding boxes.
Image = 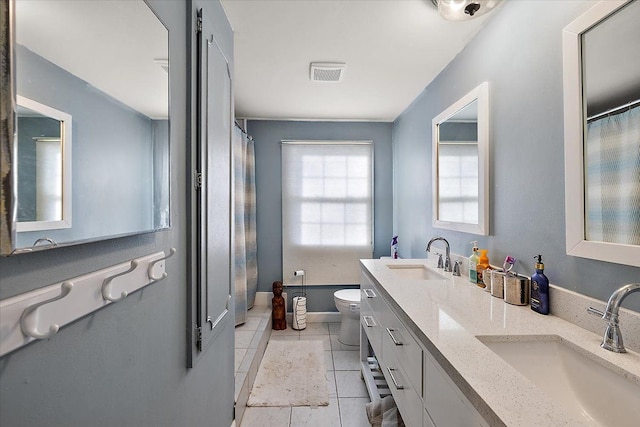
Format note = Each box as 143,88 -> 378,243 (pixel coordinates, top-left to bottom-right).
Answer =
530,255 -> 549,315
469,241 -> 479,284
476,249 -> 490,289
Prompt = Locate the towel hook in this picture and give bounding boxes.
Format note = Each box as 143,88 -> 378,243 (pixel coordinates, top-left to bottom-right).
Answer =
20,281 -> 73,340
101,260 -> 138,303
148,248 -> 176,281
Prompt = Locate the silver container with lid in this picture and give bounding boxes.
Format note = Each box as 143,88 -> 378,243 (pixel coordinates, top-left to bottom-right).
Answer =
490,270 -> 506,299
504,274 -> 530,305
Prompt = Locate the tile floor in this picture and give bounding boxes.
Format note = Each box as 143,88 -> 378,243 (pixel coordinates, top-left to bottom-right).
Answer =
236,317 -> 371,427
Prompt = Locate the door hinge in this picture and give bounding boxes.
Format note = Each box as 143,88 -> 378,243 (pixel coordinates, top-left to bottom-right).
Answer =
194,171 -> 203,189
197,15 -> 202,33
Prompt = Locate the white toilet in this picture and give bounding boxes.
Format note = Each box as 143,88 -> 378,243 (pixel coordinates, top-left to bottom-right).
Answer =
333,289 -> 361,346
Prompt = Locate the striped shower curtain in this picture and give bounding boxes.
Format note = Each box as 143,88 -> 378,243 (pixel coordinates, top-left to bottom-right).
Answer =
234,125 -> 258,326
585,105 -> 640,245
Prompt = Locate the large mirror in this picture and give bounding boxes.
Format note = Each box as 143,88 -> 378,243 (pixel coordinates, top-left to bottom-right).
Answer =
563,0 -> 640,266
432,82 -> 489,235
1,0 -> 170,255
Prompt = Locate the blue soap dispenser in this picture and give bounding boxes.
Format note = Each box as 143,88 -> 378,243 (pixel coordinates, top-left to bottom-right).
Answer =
530,255 -> 549,315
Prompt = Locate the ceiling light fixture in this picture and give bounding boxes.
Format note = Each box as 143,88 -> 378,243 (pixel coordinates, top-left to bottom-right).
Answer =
431,0 -> 502,21
309,62 -> 345,82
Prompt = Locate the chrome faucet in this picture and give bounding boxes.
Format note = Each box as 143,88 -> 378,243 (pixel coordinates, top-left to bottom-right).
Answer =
587,283 -> 640,353
426,237 -> 451,272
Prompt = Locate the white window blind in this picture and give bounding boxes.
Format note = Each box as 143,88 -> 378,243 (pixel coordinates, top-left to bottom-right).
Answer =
282,141 -> 373,285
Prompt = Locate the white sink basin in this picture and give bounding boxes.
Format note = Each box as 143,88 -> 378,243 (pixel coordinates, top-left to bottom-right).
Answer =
478,335 -> 640,427
386,264 -> 446,281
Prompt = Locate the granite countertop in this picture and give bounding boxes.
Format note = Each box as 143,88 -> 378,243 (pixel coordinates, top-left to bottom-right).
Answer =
360,258 -> 640,427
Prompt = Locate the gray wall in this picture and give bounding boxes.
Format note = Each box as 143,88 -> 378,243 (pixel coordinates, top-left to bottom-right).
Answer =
248,120 -> 393,312
0,1 -> 235,426
16,45 -> 156,248
393,0 -> 640,312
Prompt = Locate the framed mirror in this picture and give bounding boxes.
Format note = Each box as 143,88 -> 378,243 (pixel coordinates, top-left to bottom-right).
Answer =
563,0 -> 640,267
432,82 -> 489,235
1,0 -> 170,255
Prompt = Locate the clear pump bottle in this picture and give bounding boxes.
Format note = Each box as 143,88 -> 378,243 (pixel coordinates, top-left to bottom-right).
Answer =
469,241 -> 479,284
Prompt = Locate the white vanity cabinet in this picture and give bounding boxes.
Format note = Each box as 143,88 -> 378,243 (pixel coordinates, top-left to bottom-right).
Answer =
361,267 -> 488,427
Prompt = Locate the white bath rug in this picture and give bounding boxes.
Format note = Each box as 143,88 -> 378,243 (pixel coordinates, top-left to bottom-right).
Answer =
247,340 -> 329,407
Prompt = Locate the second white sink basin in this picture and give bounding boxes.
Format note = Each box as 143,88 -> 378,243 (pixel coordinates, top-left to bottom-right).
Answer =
478,335 -> 640,426
386,264 -> 446,281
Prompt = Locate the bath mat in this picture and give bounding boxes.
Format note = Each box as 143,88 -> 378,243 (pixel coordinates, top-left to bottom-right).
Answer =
247,340 -> 329,407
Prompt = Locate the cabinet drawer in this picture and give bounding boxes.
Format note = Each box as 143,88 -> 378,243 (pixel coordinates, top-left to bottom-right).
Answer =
424,350 -> 488,427
382,310 -> 423,395
382,349 -> 423,427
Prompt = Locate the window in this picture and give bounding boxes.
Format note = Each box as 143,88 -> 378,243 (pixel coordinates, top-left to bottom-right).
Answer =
437,142 -> 479,224
282,141 -> 373,285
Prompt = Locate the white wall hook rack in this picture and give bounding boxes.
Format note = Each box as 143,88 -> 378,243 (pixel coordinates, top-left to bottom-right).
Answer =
0,248 -> 176,357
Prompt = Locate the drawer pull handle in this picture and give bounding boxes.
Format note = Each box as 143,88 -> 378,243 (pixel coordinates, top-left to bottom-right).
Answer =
386,327 -> 403,346
386,367 -> 404,390
363,316 -> 376,327
364,289 -> 376,298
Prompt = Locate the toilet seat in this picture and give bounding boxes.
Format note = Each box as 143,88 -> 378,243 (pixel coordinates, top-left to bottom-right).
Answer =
334,289 -> 360,303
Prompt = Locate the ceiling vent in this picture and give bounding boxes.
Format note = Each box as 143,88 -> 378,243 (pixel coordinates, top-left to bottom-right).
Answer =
310,62 -> 345,82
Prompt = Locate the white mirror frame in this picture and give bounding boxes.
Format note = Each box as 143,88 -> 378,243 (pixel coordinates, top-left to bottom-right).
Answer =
15,95 -> 72,232
432,81 -> 489,235
563,0 -> 640,267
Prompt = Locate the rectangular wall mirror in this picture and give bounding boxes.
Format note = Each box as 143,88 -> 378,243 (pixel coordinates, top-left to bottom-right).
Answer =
1,0 -> 170,255
563,0 -> 640,266
432,81 -> 489,236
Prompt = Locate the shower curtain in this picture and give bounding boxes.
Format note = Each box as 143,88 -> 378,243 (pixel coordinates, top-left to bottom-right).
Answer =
585,105 -> 640,245
234,125 -> 258,326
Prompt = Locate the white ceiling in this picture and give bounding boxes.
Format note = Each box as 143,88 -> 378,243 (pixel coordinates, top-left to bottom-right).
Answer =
221,0 -> 497,122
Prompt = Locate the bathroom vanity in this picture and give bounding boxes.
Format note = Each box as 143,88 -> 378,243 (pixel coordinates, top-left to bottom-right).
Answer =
359,259 -> 640,427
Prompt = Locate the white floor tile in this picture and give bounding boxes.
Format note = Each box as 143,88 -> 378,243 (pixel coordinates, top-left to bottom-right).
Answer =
330,335 -> 359,351
235,317 -> 262,332
240,406 -> 291,427
325,371 -> 337,399
236,331 -> 256,349
338,397 -> 371,427
335,370 -> 368,398
324,351 -> 334,371
268,334 -> 300,342
328,322 -> 341,335
332,350 -> 361,371
290,398 -> 340,427
247,306 -> 270,317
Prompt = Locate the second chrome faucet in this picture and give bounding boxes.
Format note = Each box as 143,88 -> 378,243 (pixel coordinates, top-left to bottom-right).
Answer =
426,237 -> 451,273
588,283 -> 640,353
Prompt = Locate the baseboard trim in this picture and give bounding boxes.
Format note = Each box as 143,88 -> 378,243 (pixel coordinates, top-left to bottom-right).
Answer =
254,291 -> 272,307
